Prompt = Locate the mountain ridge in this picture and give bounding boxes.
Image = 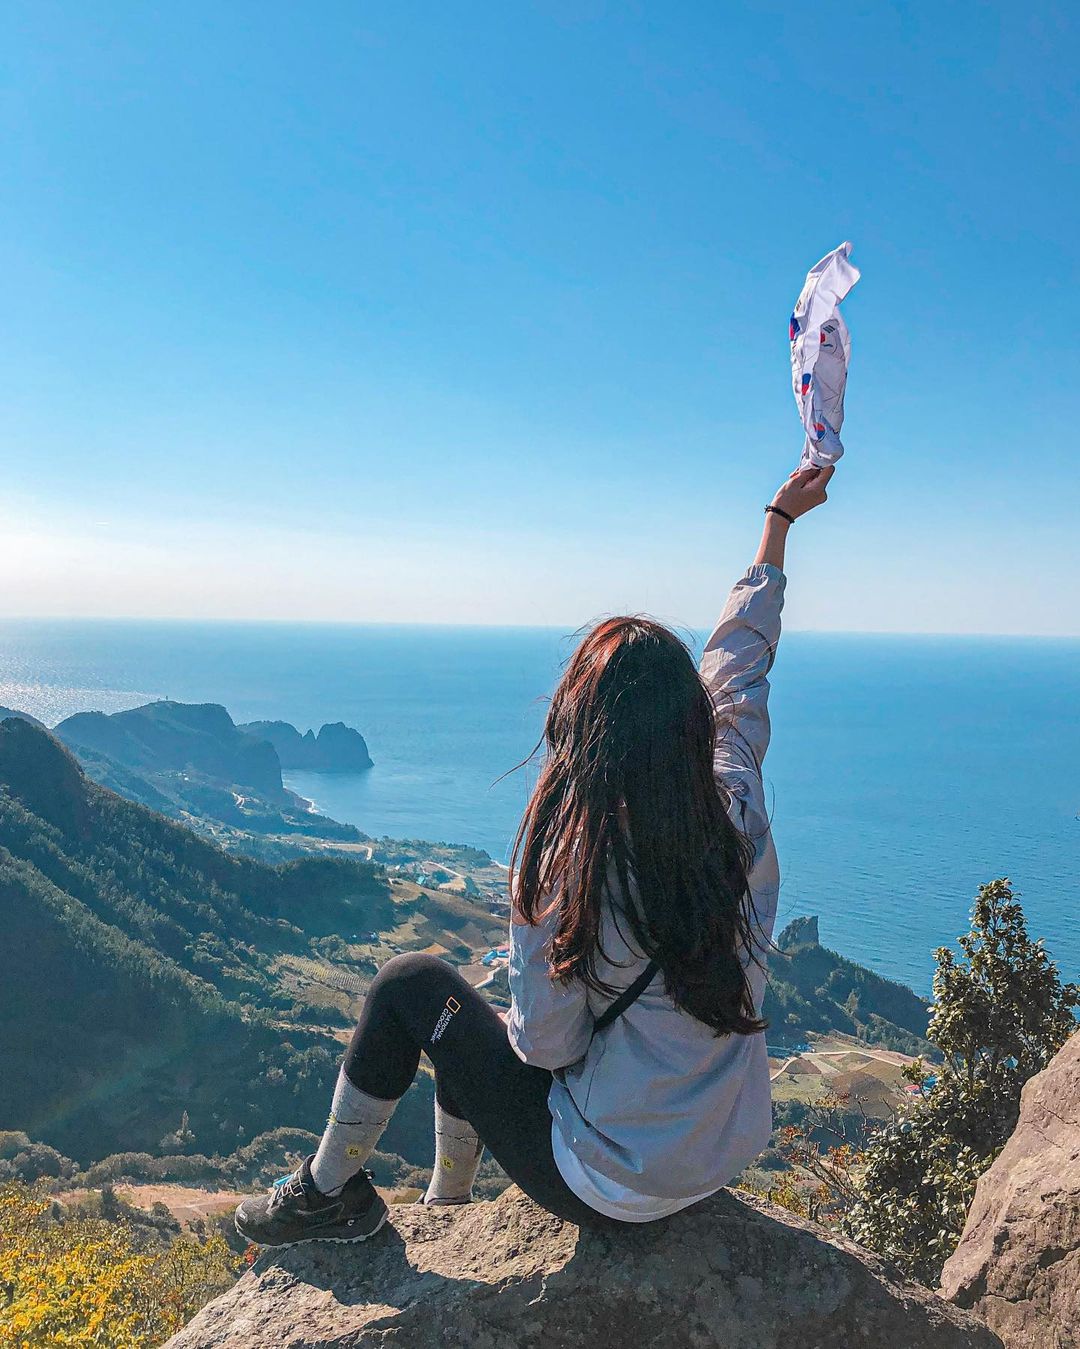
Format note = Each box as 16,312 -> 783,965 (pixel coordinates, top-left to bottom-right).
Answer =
48,700 -> 362,842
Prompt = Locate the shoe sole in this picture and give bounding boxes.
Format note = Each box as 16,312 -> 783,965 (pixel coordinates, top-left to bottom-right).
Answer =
235,1203 -> 389,1250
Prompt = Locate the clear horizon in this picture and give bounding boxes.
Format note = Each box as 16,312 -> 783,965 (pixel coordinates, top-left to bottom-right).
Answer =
5,614 -> 1080,644
4,4 -> 1078,635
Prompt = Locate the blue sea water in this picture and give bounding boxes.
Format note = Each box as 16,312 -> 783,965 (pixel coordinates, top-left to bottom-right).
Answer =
1,618 -> 1077,993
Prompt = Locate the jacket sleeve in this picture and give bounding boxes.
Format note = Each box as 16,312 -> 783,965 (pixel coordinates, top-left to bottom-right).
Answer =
506,901 -> 594,1070
699,563 -> 786,845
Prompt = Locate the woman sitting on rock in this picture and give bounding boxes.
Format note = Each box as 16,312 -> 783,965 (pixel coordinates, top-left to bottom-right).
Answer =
235,466 -> 832,1245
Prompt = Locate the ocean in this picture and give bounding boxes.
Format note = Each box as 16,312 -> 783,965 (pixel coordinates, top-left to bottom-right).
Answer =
1,618 -> 1077,994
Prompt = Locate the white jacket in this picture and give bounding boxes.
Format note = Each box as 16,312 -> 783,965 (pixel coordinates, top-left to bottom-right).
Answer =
507,564 -> 785,1216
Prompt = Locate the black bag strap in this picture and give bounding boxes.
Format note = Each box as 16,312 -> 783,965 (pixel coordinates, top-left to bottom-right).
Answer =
593,959 -> 660,1033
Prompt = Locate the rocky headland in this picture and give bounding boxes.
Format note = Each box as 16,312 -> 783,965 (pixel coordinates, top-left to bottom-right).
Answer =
240,719 -> 373,772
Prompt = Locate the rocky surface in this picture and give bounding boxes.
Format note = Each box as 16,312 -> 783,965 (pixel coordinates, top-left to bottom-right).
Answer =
167,1186 -> 999,1349
942,1031 -> 1079,1348
777,914 -> 820,950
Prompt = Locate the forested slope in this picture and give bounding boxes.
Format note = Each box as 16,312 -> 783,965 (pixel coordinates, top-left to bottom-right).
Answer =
764,915 -> 933,1055
0,717 -> 391,1163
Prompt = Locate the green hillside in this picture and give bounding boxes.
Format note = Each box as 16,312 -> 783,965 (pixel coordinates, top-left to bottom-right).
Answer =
764,915 -> 933,1057
0,717 -> 393,1164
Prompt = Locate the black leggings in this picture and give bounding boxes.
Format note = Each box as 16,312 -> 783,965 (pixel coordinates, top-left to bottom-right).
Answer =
342,952 -> 612,1226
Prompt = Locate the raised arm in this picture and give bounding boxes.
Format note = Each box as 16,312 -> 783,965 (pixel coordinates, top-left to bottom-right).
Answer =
700,467 -> 832,831
754,465 -> 833,572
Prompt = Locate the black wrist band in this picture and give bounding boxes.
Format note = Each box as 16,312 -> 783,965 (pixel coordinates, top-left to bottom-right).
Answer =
765,504 -> 795,525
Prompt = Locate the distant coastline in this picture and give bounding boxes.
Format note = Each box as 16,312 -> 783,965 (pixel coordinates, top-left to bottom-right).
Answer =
2,617 -> 1078,991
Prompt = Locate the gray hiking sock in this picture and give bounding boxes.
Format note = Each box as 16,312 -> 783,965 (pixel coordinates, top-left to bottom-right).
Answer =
423,1100 -> 484,1204
310,1069 -> 399,1197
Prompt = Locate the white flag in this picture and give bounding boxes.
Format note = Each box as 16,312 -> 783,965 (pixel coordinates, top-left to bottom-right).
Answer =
789,241 -> 860,468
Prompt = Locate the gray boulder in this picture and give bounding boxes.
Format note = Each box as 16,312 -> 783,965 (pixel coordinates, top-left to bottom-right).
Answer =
942,1031 -> 1079,1348
167,1186 -> 999,1348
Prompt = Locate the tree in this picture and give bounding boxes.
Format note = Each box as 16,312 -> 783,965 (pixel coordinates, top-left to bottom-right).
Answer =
843,879 -> 1078,1284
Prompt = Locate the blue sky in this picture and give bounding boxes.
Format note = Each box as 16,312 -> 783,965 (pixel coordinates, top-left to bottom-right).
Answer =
2,2 -> 1077,631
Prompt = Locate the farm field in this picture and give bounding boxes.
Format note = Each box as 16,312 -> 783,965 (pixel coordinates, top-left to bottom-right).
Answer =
58,1184 -> 248,1229
768,1033 -> 920,1115
269,880 -> 511,1029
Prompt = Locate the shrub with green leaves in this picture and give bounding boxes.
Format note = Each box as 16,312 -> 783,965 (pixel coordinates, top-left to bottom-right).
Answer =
844,879 -> 1078,1283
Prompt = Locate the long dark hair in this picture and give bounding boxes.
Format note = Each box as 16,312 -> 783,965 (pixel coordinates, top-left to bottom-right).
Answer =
510,616 -> 766,1037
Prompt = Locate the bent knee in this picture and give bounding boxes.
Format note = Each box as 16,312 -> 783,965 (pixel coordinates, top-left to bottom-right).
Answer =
376,951 -> 449,980
368,951 -> 451,999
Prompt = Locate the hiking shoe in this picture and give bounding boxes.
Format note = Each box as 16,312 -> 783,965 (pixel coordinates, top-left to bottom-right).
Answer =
235,1155 -> 388,1248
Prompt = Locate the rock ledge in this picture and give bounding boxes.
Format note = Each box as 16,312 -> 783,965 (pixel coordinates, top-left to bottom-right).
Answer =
168,1186 -> 999,1348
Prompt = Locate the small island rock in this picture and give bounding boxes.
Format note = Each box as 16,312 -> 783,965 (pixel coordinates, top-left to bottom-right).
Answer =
240,720 -> 373,772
